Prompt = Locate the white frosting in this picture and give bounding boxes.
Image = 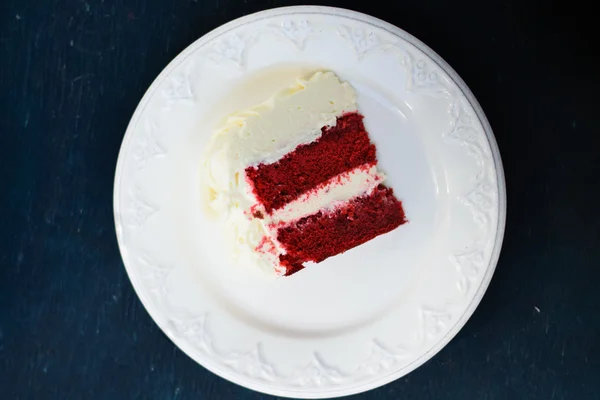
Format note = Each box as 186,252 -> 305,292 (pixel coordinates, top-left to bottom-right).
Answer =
269,165 -> 384,225
201,71 -> 384,275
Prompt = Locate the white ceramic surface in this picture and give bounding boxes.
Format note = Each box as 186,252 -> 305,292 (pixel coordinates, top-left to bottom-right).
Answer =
114,6 -> 506,398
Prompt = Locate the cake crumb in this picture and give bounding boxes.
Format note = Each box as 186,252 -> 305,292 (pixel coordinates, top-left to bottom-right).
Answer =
253,210 -> 264,219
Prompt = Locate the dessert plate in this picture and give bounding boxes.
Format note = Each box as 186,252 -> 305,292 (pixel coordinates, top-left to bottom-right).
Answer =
114,6 -> 506,398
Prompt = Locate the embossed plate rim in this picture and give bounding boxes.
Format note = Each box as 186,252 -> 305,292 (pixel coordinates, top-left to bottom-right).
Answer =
114,6 -> 506,398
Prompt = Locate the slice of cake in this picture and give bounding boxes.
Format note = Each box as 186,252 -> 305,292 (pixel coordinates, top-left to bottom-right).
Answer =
202,71 -> 407,276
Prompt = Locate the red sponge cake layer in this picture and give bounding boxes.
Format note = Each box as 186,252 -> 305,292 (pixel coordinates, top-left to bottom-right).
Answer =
245,112 -> 376,214
277,185 -> 407,275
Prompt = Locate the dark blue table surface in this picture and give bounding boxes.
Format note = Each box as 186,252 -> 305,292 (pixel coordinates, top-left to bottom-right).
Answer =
1,0 -> 599,399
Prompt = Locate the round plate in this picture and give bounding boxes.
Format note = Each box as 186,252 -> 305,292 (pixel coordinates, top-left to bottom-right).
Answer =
114,6 -> 506,398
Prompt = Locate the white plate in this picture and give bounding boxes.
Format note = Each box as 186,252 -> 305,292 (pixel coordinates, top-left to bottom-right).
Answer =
114,6 -> 506,398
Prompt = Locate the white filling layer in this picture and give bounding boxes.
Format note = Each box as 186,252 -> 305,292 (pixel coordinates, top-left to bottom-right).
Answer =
201,71 -> 384,275
269,165 -> 384,225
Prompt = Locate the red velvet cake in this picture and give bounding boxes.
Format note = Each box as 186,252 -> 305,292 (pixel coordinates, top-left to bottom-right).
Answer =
202,71 -> 407,276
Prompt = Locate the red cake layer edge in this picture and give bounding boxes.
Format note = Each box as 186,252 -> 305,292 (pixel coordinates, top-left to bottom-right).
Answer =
277,185 -> 407,276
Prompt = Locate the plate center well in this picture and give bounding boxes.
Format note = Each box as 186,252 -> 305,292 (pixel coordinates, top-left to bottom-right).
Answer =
178,65 -> 442,336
